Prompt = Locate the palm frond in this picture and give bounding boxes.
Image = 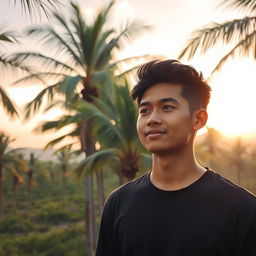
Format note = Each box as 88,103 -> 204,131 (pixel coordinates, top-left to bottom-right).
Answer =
4,165 -> 24,182
117,20 -> 152,44
53,12 -> 83,59
220,0 -> 256,14
178,16 -> 256,60
15,0 -> 63,20
10,51 -> 79,74
72,148 -> 117,179
26,26 -> 83,68
105,54 -> 150,71
43,131 -> 78,149
212,29 -> 256,72
0,55 -> 33,77
0,23 -> 18,43
0,132 -> 15,158
58,75 -> 81,103
0,85 -> 18,118
114,82 -> 138,145
74,101 -> 126,147
24,82 -> 61,119
92,29 -> 115,67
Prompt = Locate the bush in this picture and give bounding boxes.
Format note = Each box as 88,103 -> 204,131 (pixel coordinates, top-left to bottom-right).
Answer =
0,227 -> 87,256
33,202 -> 83,225
0,215 -> 49,234
0,215 -> 35,234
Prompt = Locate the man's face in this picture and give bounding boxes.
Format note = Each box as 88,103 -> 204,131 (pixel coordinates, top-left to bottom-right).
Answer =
136,82 -> 196,155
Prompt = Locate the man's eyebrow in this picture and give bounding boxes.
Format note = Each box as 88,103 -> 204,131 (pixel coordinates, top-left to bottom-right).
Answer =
138,97 -> 180,107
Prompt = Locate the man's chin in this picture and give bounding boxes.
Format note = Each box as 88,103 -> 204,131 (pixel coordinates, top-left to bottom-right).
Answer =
146,146 -> 170,155
146,145 -> 183,156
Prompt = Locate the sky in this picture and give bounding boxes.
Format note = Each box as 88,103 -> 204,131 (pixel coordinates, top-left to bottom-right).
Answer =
1,0 -> 256,149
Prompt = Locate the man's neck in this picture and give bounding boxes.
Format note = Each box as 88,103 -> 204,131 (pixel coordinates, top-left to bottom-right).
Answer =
151,147 -> 206,191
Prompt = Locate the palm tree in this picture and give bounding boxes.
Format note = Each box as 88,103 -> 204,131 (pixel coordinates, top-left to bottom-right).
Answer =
26,152 -> 50,195
0,132 -> 27,217
229,137 -> 248,185
11,152 -> 28,194
73,81 -> 151,182
37,81 -> 152,212
9,2 -> 150,253
178,0 -> 256,73
55,146 -> 76,187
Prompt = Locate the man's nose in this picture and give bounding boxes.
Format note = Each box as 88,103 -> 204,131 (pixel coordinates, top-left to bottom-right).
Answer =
146,110 -> 162,126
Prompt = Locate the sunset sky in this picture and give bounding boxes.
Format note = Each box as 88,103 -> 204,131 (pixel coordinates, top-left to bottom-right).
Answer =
1,0 -> 256,149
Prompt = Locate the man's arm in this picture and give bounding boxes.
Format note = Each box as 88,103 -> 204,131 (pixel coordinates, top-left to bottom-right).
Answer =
234,200 -> 256,256
95,192 -> 118,256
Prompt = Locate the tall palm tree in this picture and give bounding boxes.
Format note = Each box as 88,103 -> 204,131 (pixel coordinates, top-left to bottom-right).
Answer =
9,2 -> 150,253
73,81 -> 152,182
37,81 -> 152,209
178,0 -> 256,73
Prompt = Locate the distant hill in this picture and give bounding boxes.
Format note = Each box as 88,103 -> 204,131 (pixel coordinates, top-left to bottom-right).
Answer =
7,147 -> 84,163
7,147 -> 58,162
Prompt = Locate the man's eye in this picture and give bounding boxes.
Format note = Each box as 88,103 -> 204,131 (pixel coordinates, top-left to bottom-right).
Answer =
139,108 -> 150,114
163,105 -> 175,111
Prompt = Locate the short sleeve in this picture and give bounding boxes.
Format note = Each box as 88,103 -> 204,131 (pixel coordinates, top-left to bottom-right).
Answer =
95,191 -> 118,256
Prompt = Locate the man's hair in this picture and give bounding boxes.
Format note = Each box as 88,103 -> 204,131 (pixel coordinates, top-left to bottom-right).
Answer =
131,59 -> 211,112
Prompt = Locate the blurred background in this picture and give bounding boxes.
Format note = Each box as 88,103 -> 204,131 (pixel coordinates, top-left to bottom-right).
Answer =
1,0 -> 256,255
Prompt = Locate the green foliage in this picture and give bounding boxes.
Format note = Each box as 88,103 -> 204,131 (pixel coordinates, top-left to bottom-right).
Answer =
0,215 -> 39,234
0,168 -> 121,255
34,202 -> 83,224
0,226 -> 86,256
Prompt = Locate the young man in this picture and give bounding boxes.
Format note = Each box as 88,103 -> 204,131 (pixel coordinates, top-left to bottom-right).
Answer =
95,60 -> 256,256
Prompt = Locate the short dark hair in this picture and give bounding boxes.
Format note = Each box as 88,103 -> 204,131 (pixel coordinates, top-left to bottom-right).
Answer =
131,59 -> 211,112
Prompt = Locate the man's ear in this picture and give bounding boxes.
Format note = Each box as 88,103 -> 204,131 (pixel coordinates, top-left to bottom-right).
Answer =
192,109 -> 208,130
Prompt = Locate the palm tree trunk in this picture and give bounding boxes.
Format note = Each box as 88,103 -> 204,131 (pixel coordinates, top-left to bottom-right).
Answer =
62,164 -> 67,187
13,176 -> 19,193
96,169 -> 105,216
80,120 -> 97,255
27,170 -> 33,195
0,165 -> 4,217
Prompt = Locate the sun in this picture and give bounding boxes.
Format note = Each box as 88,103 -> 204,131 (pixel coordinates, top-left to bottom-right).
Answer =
206,58 -> 256,137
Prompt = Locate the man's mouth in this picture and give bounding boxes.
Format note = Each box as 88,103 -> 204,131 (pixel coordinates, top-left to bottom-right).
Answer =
145,129 -> 166,138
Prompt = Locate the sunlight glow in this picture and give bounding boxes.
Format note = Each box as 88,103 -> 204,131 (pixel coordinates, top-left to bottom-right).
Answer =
207,58 -> 256,137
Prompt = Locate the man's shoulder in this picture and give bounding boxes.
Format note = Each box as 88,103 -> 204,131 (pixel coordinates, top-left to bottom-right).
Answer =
211,170 -> 256,209
105,172 -> 148,204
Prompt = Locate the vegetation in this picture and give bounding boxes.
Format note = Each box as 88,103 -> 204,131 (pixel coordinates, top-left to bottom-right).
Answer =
0,173 -> 107,256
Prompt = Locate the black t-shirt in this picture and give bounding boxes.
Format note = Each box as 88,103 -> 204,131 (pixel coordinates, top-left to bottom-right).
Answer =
95,169 -> 256,256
